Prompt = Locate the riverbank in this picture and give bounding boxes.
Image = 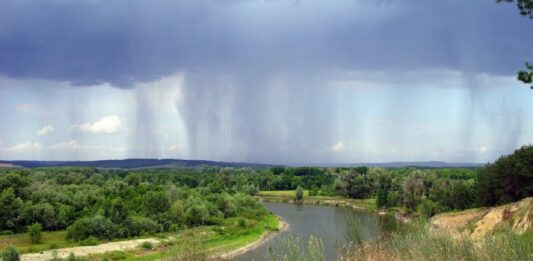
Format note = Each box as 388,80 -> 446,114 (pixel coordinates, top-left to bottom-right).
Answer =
256,191 -> 375,210
218,216 -> 289,260
13,214 -> 285,261
256,191 -> 415,224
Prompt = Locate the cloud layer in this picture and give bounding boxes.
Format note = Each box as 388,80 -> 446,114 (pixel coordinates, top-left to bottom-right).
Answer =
0,1 -> 532,163
1,0 -> 531,87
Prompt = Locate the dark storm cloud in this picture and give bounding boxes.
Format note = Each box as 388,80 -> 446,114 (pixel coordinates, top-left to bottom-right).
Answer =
1,0 -> 531,163
0,0 -> 531,87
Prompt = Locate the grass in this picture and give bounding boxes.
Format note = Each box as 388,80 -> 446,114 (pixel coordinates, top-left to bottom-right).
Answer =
258,190 -> 310,197
267,219 -> 533,261
257,190 -> 376,210
0,214 -> 280,260
0,230 -> 76,254
119,213 -> 280,261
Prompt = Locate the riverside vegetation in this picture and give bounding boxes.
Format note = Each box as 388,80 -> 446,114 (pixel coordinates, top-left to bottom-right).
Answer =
0,145 -> 532,260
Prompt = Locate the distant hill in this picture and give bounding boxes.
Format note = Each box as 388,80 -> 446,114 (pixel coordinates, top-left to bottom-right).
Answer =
0,163 -> 22,168
330,161 -> 484,168
0,159 -> 483,169
0,159 -> 278,169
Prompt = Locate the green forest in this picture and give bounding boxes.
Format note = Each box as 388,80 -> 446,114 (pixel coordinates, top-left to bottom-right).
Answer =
1,145 -> 532,241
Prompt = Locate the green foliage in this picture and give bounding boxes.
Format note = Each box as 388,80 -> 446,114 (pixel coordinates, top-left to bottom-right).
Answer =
477,145 -> 533,206
1,246 -> 20,261
518,62 -> 533,88
238,218 -> 246,228
497,1 -> 532,88
266,235 -> 324,261
295,186 -> 304,200
497,0 -> 533,18
66,216 -> 117,241
140,241 -> 153,250
417,200 -> 444,218
0,188 -> 23,232
27,222 -> 42,243
78,236 -> 100,246
104,251 -> 127,260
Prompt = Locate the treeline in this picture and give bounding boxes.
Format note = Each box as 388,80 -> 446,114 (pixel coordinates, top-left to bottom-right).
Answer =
0,168 -> 267,241
0,145 -> 531,237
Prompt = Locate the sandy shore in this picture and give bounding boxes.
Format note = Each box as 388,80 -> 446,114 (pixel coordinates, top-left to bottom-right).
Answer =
218,216 -> 289,260
21,238 -> 160,261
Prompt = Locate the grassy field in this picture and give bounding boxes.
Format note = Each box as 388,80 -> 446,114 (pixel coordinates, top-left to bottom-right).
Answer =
0,230 -> 76,254
257,190 -> 310,197
119,214 -> 280,261
0,214 -> 280,261
257,190 -> 376,210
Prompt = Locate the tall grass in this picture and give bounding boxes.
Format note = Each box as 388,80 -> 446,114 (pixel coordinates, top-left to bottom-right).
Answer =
267,219 -> 533,261
342,223 -> 533,261
266,234 -> 324,261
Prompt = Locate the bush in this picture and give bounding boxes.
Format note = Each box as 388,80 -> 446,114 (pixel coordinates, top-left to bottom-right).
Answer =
107,251 -> 127,260
418,200 -> 445,218
238,218 -> 247,228
140,241 -> 153,250
79,236 -> 100,246
123,216 -> 160,237
28,222 -> 43,244
1,246 -> 20,261
66,216 -> 117,241
295,186 -> 304,200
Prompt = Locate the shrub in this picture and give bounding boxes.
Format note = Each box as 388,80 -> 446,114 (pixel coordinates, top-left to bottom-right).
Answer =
28,222 -> 43,244
79,236 -> 100,246
123,216 -> 160,237
295,186 -> 304,200
238,218 -> 247,228
1,246 -> 20,261
66,216 -> 117,241
107,251 -> 127,260
140,241 -> 153,250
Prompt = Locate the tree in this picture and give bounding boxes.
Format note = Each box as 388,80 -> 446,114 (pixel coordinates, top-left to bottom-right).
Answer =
376,188 -> 388,209
1,246 -> 20,261
27,222 -> 43,243
0,188 -> 23,231
476,145 -> 533,206
295,186 -> 304,200
169,201 -> 186,226
108,198 -> 129,225
497,0 -> 533,18
517,62 -> 533,89
497,0 -> 533,88
143,191 -> 170,215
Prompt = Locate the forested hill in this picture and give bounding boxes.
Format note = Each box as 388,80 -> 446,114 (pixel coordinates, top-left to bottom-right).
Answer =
0,159 -> 278,169
0,159 -> 483,169
333,161 -> 484,168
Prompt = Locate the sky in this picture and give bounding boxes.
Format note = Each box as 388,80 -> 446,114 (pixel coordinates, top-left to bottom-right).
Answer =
0,0 -> 532,164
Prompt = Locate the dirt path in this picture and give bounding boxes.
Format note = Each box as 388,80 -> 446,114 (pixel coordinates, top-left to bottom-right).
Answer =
21,238 -> 160,261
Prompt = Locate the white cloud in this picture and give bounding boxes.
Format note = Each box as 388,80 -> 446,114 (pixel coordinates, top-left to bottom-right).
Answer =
330,141 -> 345,152
36,125 -> 55,136
1,142 -> 42,152
71,115 -> 122,134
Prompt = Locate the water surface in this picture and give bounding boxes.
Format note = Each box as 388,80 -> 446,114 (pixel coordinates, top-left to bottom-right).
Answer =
236,202 -> 399,261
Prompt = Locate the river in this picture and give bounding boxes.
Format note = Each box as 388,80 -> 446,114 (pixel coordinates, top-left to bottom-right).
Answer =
236,202 -> 400,261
